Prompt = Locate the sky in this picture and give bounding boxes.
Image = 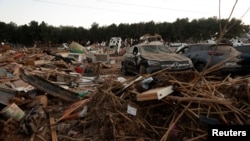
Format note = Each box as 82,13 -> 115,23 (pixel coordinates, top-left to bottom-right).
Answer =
0,0 -> 250,29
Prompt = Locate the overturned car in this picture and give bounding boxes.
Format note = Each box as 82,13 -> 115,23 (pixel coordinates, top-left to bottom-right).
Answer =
121,44 -> 194,75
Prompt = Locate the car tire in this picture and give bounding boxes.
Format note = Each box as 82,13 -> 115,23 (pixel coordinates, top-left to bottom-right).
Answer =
139,65 -> 146,75
121,63 -> 128,75
195,62 -> 206,72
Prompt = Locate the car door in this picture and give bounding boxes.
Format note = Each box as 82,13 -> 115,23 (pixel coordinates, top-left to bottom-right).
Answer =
206,46 -> 223,66
123,46 -> 139,73
180,45 -> 210,71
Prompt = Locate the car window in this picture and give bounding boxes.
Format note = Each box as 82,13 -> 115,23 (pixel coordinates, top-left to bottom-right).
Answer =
158,45 -> 172,53
188,46 -> 197,52
133,47 -> 139,55
177,46 -> 188,54
235,46 -> 250,54
187,45 -> 207,52
140,45 -> 172,54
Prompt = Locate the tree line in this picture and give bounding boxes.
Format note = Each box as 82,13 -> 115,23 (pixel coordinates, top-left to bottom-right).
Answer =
0,17 -> 249,47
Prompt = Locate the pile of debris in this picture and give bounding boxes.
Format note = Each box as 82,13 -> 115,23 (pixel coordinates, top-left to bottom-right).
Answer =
80,69 -> 250,141
0,44 -> 249,141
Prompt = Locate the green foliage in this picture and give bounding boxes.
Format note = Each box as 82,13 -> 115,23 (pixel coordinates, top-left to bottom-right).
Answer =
0,17 -> 248,46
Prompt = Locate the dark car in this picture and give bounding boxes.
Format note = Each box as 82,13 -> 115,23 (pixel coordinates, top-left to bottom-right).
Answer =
121,44 -> 194,75
176,43 -> 242,73
234,45 -> 250,75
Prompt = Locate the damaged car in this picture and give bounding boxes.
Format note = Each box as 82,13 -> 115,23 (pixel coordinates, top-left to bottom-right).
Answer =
176,43 -> 242,74
121,44 -> 194,75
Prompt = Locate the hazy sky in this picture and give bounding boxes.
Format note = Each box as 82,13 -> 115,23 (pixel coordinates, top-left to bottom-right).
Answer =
0,0 -> 250,29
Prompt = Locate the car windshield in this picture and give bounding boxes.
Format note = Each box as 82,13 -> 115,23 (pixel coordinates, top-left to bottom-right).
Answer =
140,45 -> 172,54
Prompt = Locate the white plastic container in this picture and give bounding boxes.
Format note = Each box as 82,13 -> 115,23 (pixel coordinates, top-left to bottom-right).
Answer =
1,103 -> 25,121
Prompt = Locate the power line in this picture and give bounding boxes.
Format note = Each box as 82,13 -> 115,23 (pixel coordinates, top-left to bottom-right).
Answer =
33,0 -> 166,16
240,6 -> 250,19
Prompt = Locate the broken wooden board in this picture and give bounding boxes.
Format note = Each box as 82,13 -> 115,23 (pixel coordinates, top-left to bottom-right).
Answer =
25,59 -> 50,66
49,117 -> 58,141
136,85 -> 173,101
19,68 -> 79,102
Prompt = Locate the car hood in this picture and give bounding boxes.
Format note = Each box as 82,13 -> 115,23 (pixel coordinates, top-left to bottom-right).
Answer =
141,53 -> 190,61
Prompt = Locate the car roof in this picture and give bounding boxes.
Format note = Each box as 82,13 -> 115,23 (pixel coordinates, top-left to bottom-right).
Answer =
184,43 -> 232,47
176,43 -> 235,53
134,44 -> 167,47
235,44 -> 250,48
181,43 -> 234,50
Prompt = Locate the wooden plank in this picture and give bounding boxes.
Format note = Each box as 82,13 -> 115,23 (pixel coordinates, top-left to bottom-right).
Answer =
49,117 -> 58,141
25,59 -> 35,66
137,95 -> 158,101
136,85 -> 173,101
137,89 -> 160,101
55,99 -> 89,123
157,85 -> 173,99
34,60 -> 50,66
19,68 -> 79,102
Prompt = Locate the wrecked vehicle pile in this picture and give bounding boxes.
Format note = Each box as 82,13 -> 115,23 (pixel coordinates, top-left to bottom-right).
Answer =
0,43 -> 250,141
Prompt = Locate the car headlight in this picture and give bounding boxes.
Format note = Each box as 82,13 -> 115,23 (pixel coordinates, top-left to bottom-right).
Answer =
147,60 -> 161,66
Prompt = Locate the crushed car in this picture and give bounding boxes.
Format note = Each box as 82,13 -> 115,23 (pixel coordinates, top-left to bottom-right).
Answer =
176,43 -> 242,74
121,44 -> 194,75
139,34 -> 164,45
107,37 -> 123,55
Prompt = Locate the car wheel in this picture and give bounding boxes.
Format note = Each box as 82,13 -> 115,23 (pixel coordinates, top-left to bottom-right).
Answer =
139,65 -> 146,75
121,63 -> 128,75
195,62 -> 205,72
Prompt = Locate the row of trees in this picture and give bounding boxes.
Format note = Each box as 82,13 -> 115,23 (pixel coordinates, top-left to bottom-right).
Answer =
0,17 -> 249,47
